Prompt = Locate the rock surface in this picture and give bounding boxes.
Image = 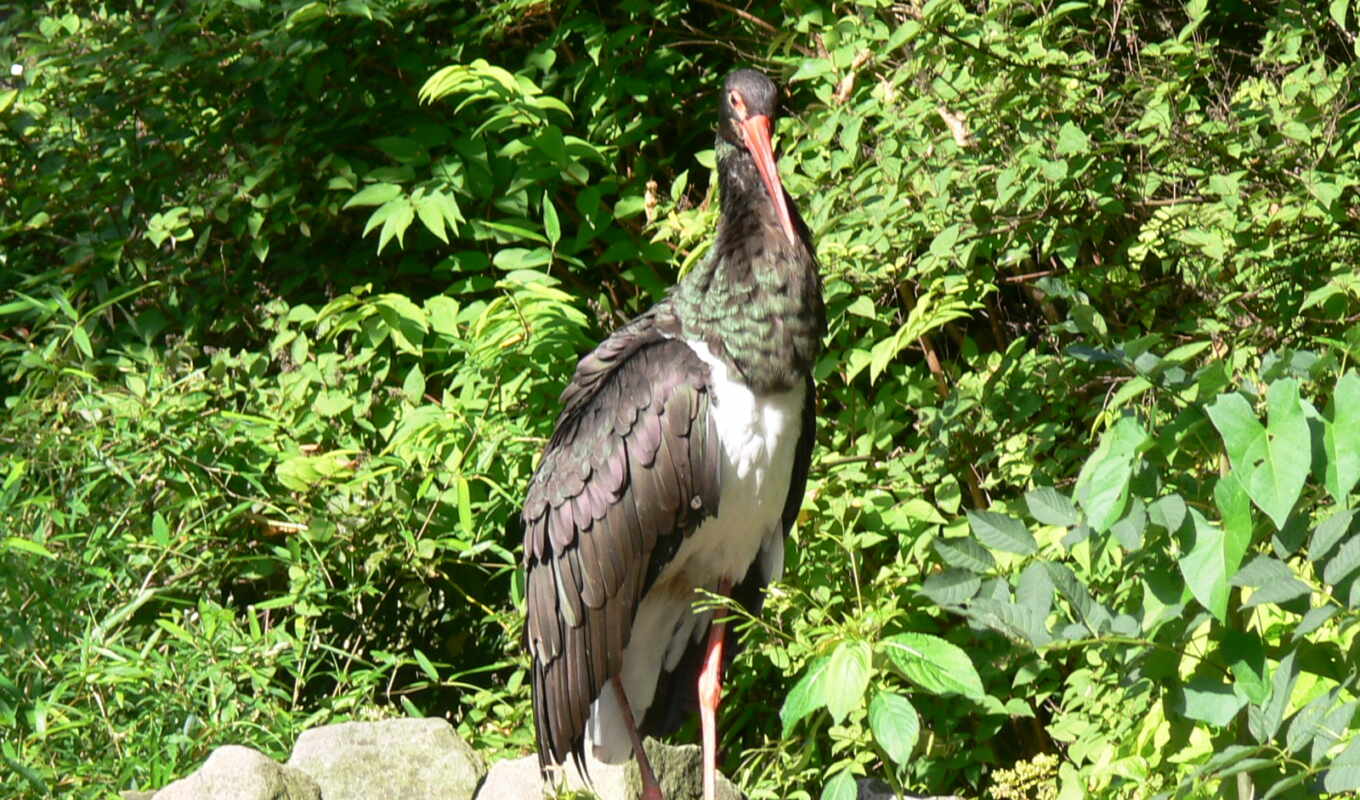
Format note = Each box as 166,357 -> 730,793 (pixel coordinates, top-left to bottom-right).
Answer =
853,777 -> 966,800
143,744 -> 320,800
476,738 -> 744,800
126,717 -> 971,800
286,717 -> 485,800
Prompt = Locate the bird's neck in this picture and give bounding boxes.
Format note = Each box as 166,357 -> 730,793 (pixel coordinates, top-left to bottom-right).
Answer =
670,140 -> 825,395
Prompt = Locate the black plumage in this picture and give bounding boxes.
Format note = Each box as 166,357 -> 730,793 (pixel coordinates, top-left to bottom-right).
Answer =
522,68 -> 824,797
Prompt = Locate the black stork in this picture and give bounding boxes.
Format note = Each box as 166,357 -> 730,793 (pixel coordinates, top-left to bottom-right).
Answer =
522,68 -> 823,800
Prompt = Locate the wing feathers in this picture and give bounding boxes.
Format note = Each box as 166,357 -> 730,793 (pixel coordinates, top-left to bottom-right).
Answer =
524,331 -> 722,770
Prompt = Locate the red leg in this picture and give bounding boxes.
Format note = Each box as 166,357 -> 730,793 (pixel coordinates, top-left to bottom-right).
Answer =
613,675 -> 665,800
698,579 -> 733,800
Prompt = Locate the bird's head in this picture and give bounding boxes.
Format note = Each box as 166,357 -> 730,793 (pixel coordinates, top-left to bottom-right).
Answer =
719,69 -> 797,245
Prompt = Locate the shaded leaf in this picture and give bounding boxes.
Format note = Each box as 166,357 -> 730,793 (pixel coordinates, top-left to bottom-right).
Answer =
967,510 -> 1037,554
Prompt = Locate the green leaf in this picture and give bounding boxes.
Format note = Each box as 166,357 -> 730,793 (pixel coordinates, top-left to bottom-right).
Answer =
542,191 -> 561,248
825,640 -> 872,723
1179,676 -> 1246,726
1074,416 -> 1146,533
344,182 -> 403,209
1326,372 -> 1360,502
1178,509 -> 1242,622
1056,121 -> 1090,155
402,364 -> 425,403
492,247 -> 552,271
934,536 -> 995,572
879,633 -> 985,699
1323,534 -> 1360,586
1149,494 -> 1188,534
780,656 -> 831,735
4,537 -> 56,559
920,569 -> 981,606
1025,487 -> 1078,527
820,770 -> 857,800
1286,692 -> 1336,754
1221,630 -> 1269,705
312,390 -> 353,417
967,510 -> 1037,554
868,691 -> 919,766
1207,381 -> 1311,529
1330,0 -> 1350,28
1249,651 -> 1298,742
1213,471 -> 1253,547
375,197 -> 415,252
1232,555 -> 1310,608
412,648 -> 440,682
1324,734 -> 1360,792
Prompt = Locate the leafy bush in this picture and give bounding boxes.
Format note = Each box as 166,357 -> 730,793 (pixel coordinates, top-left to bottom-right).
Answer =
3,0 -> 1360,799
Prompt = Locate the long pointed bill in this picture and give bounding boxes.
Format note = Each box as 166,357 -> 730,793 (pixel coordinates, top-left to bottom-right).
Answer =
738,114 -> 798,246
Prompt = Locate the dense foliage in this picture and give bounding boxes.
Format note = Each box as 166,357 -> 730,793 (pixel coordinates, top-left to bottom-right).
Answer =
2,1 -> 1359,798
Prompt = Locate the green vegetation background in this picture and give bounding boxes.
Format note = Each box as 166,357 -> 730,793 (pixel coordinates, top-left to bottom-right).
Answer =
3,1 -> 1360,798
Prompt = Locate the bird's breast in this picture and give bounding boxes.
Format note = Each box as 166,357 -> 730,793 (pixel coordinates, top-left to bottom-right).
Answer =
664,339 -> 805,584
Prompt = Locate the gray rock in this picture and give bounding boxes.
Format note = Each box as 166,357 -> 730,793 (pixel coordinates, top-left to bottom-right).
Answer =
149,745 -> 319,800
476,738 -> 744,800
286,717 -> 485,800
854,777 -> 964,800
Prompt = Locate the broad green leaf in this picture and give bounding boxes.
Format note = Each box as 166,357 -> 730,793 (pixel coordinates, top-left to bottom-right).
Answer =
1331,0 -> 1350,30
1178,509 -> 1242,621
1231,555 -> 1310,608
1324,734 -> 1360,792
1325,372 -> 1360,502
820,770 -> 856,800
967,597 -> 1052,647
1286,692 -> 1336,754
780,655 -> 831,735
1221,630 -> 1269,705
402,364 -> 425,403
868,691 -> 919,766
920,569 -> 981,606
967,510 -> 1037,554
1016,561 -> 1055,620
1179,676 -> 1246,726
1294,605 -> 1338,640
1074,415 -> 1146,533
1311,700 -> 1356,765
1207,381 -> 1310,529
1056,121 -> 1089,155
934,536 -> 995,572
879,633 -> 984,699
312,389 -> 353,417
1248,651 -> 1298,742
1323,535 -> 1360,586
1213,471 -> 1252,547
825,640 -> 872,723
1149,493 -> 1188,534
1026,487 -> 1078,527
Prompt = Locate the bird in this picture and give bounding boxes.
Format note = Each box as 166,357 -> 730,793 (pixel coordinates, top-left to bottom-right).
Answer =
521,68 -> 823,800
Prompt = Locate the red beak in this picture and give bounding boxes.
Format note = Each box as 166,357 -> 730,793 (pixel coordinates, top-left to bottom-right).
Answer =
738,114 -> 797,246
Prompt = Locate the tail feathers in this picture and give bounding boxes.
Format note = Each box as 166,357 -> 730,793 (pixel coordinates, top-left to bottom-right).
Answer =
586,680 -> 634,763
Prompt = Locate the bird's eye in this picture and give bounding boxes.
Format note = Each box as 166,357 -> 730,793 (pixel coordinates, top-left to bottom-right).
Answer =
728,90 -> 745,115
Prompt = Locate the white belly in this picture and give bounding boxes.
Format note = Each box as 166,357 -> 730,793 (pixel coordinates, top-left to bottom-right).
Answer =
588,340 -> 805,761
